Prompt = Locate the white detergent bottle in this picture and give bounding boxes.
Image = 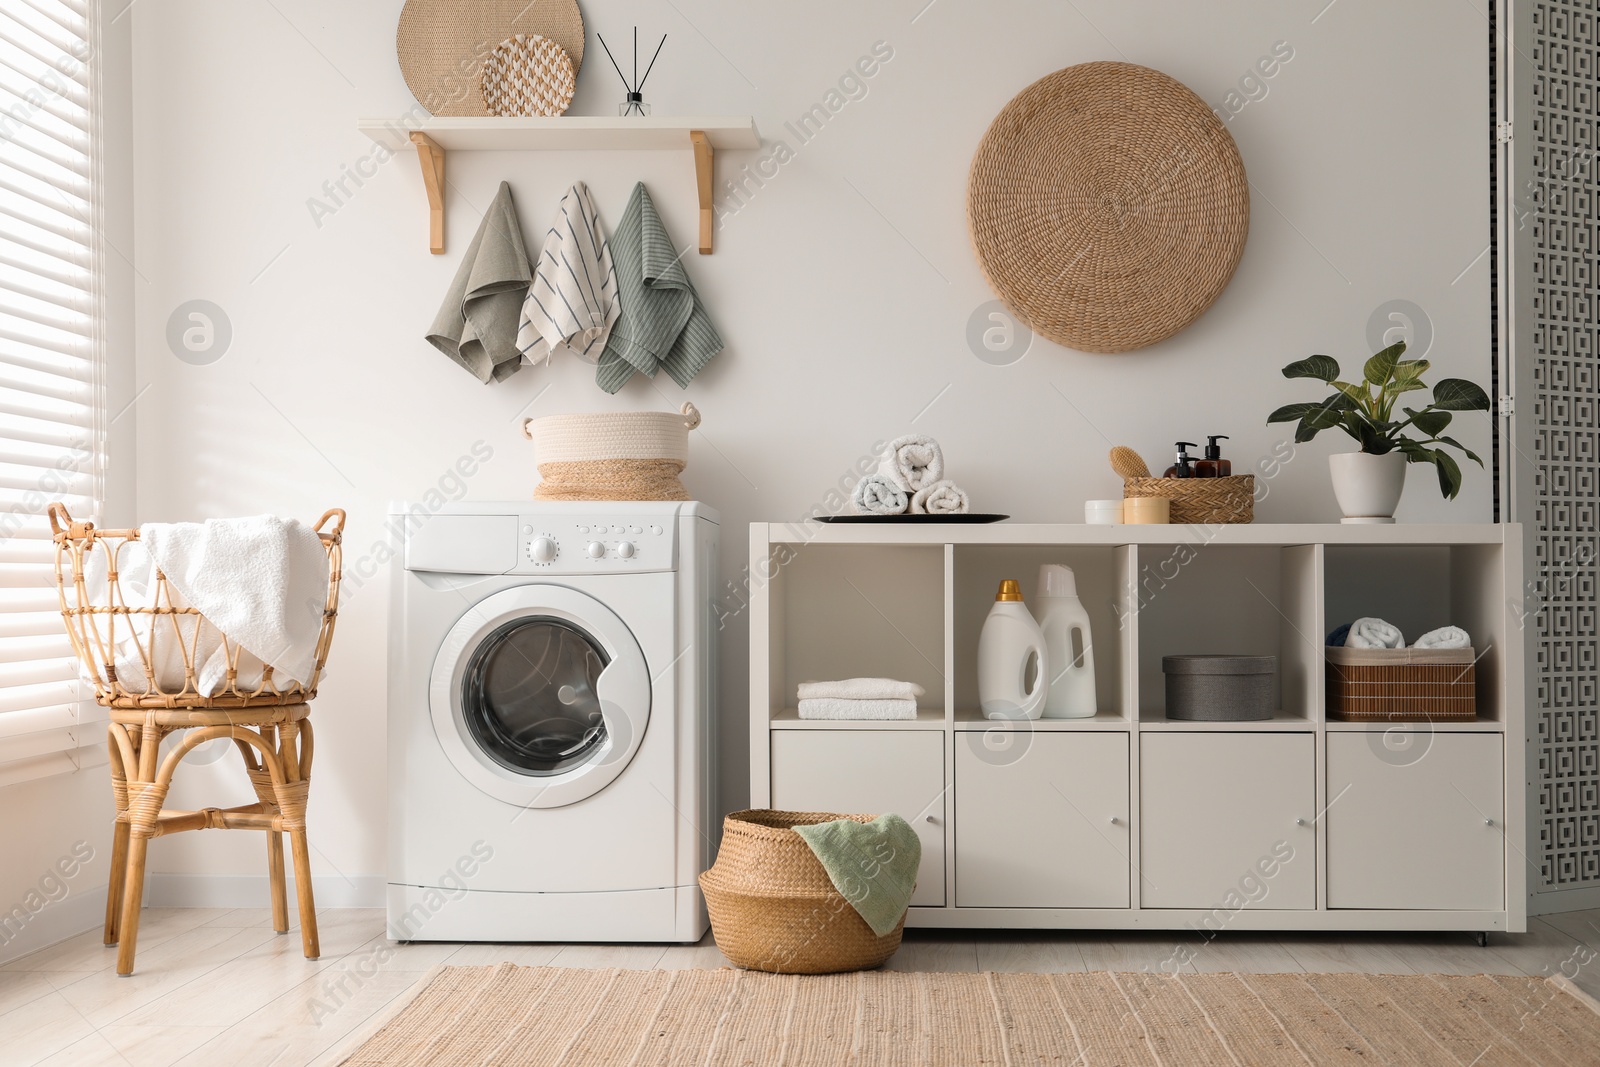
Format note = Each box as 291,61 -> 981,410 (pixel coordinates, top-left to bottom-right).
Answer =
978,579 -> 1049,720
1036,564 -> 1098,719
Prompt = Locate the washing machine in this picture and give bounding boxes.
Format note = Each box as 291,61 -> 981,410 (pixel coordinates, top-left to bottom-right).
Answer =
387,501 -> 717,942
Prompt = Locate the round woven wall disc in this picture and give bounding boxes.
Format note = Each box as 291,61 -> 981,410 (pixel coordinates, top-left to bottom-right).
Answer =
482,34 -> 576,116
967,61 -> 1250,354
397,0 -> 585,118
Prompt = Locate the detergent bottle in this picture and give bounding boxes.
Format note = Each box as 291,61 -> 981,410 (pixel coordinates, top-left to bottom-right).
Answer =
978,579 -> 1049,720
1036,564 -> 1098,718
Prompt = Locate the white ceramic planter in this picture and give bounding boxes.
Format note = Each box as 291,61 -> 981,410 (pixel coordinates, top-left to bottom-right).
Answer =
1329,451 -> 1406,524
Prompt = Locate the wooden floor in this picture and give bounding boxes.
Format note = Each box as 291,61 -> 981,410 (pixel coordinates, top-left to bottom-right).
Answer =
2,907 -> 1598,1066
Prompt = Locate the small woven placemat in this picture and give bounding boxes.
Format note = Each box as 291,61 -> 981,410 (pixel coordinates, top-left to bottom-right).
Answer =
397,0 -> 584,117
968,62 -> 1250,353
481,34 -> 575,116
331,965 -> 1600,1065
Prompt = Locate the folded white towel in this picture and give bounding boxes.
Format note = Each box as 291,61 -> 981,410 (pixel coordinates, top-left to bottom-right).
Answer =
1414,625 -> 1471,649
910,480 -> 970,516
1346,617 -> 1405,649
852,474 -> 908,515
517,181 -> 620,366
141,516 -> 330,694
879,434 -> 945,493
798,698 -> 917,721
798,678 -> 926,702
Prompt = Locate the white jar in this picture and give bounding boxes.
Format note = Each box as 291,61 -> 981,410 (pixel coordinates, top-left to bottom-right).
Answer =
1084,499 -> 1123,524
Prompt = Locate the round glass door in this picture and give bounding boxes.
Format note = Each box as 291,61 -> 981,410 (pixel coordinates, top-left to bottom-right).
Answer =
462,617 -> 610,776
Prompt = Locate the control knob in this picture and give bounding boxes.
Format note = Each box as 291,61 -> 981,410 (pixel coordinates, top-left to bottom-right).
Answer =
529,536 -> 558,563
617,541 -> 636,559
586,541 -> 607,559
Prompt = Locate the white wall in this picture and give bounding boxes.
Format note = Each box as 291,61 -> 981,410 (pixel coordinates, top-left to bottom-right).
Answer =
128,0 -> 1492,901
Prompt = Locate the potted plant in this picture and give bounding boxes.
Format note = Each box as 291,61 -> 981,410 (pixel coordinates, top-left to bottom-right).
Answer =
1266,341 -> 1490,523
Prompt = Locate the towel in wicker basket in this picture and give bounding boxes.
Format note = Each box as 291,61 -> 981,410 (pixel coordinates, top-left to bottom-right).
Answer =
522,402 -> 701,501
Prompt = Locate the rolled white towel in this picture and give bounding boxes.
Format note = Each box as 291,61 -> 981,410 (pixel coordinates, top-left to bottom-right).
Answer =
798,697 -> 916,721
798,678 -> 925,702
879,434 -> 945,493
1346,617 -> 1405,649
1414,625 -> 1471,649
852,474 -> 908,515
911,480 -> 970,516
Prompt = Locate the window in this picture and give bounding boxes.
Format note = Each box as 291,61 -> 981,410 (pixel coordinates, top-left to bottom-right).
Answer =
0,0 -> 103,784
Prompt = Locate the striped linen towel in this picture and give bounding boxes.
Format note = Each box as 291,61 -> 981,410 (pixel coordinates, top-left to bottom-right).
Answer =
596,182 -> 724,394
517,182 -> 619,366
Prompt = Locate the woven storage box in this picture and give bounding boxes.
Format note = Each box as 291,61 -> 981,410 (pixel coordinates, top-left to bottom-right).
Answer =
1124,474 -> 1254,524
699,809 -> 906,975
1327,646 -> 1477,722
523,402 -> 700,501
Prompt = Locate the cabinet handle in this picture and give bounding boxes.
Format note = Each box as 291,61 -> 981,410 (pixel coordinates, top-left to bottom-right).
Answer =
1108,816 -> 1120,825
922,814 -> 939,825
1484,818 -> 1495,827
1295,818 -> 1307,827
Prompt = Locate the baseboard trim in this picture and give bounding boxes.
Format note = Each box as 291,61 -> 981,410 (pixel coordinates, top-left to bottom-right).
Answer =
1530,885 -> 1600,916
145,873 -> 386,910
0,884 -> 108,966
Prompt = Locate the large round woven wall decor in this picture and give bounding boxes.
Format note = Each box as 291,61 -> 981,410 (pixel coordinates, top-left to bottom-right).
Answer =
397,0 -> 585,118
967,62 -> 1250,354
481,34 -> 576,116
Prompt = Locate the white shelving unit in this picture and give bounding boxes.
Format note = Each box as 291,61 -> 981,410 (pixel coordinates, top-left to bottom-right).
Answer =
356,115 -> 760,255
748,522 -> 1528,935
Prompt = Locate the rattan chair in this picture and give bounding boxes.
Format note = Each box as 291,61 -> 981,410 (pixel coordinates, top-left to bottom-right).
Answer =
47,503 -> 344,976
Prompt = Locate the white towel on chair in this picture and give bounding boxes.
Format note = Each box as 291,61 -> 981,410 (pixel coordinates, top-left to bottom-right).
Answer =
141,516 -> 330,694
1346,617 -> 1405,649
1414,625 -> 1471,649
879,434 -> 945,493
517,182 -> 619,366
910,480 -> 970,516
798,678 -> 925,702
798,698 -> 917,720
852,474 -> 908,515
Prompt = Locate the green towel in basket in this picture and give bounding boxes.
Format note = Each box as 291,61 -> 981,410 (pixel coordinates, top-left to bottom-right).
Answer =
793,814 -> 922,937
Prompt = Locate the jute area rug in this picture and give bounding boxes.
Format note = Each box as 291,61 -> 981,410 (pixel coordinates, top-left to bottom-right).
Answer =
334,964 -> 1600,1066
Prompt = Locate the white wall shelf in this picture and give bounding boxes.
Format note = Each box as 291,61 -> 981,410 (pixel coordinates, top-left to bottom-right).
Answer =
748,521 -> 1529,935
356,116 -> 760,256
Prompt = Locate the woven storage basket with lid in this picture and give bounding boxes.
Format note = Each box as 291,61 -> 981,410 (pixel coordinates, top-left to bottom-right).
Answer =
1124,475 -> 1255,524
523,402 -> 701,501
699,809 -> 906,974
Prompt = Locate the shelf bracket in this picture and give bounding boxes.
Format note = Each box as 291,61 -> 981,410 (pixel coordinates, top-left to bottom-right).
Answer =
691,130 -> 713,254
411,132 -> 446,255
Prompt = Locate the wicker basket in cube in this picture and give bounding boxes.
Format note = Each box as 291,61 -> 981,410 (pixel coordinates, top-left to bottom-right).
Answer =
699,809 -> 906,975
1124,474 -> 1255,524
1327,646 -> 1477,722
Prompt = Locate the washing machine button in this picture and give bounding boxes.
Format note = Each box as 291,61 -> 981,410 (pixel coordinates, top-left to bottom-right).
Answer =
616,541 -> 636,559
576,524 -> 589,534
586,541 -> 607,559
649,524 -> 663,535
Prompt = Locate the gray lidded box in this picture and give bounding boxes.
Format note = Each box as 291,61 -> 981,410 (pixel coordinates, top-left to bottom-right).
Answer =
1162,655 -> 1277,721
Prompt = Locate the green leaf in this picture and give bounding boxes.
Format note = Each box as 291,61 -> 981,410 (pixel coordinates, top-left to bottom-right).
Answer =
1393,358 -> 1430,380
1282,355 -> 1341,382
1434,450 -> 1463,499
1331,380 -> 1372,406
1356,419 -> 1395,454
1363,341 -> 1407,386
1431,378 -> 1492,411
1436,434 -> 1484,466
1268,402 -> 1321,424
1303,404 -> 1347,430
1293,417 -> 1324,444
1405,407 -> 1452,437
1383,376 -> 1430,397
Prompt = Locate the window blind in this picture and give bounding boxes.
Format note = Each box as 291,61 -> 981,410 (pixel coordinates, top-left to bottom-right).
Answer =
0,0 -> 102,785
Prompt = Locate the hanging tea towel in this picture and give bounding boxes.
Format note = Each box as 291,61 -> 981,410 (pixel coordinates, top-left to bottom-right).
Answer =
517,181 -> 619,365
595,182 -> 724,393
793,814 -> 922,937
427,181 -> 533,383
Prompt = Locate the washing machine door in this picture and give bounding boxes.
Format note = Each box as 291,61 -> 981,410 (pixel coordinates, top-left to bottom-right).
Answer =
430,585 -> 651,808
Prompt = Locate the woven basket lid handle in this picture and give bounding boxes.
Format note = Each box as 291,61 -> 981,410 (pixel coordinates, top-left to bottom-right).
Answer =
681,402 -> 701,430
519,417 -> 535,441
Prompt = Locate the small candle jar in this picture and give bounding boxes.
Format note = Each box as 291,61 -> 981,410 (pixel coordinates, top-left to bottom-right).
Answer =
1084,499 -> 1124,524
1124,496 -> 1171,524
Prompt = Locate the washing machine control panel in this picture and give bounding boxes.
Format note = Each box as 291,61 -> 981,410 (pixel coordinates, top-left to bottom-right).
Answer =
518,516 -> 675,572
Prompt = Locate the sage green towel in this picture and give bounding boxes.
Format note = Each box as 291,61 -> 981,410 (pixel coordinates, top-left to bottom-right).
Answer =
595,182 -> 724,394
427,181 -> 532,384
793,814 -> 922,937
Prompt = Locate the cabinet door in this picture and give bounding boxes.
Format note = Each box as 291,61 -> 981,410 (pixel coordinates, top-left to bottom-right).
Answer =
771,731 -> 946,906
1327,733 -> 1504,910
1141,733 -> 1316,910
955,732 -> 1129,908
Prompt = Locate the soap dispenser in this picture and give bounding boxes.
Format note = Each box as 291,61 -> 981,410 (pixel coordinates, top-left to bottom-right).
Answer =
1036,565 -> 1097,718
1163,442 -> 1197,479
1195,436 -> 1231,478
978,579 -> 1049,720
